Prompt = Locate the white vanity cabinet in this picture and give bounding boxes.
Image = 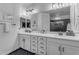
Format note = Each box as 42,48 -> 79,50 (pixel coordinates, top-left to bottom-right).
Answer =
47,38 -> 61,55
61,45 -> 79,55
30,35 -> 38,53
18,33 -> 79,55
18,34 -> 25,48
18,34 -> 47,54
60,39 -> 79,55
37,37 -> 47,55
47,37 -> 79,55
24,35 -> 30,51
18,34 -> 31,51
30,36 -> 47,55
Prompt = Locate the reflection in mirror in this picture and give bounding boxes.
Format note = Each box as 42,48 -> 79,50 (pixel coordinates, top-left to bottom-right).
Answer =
50,7 -> 71,32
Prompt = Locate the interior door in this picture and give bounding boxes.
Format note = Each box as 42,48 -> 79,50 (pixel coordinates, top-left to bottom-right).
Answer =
47,38 -> 60,55
62,45 -> 79,55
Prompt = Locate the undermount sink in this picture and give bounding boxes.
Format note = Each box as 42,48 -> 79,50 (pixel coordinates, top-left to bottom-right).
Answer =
25,30 -> 31,33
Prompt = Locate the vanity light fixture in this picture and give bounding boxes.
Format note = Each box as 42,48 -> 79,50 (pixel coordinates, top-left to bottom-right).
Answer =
26,8 -> 38,16
26,8 -> 34,12
19,7 -> 38,17
52,3 -> 72,9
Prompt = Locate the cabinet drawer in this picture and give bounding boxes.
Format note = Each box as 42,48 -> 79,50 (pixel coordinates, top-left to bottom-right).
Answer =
31,43 -> 37,47
38,49 -> 46,55
38,45 -> 46,51
38,37 -> 46,42
31,47 -> 37,53
31,36 -> 37,40
31,39 -> 37,44
38,41 -> 46,46
31,36 -> 37,44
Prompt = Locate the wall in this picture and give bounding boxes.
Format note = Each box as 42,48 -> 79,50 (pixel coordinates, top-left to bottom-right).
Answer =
0,3 -> 20,54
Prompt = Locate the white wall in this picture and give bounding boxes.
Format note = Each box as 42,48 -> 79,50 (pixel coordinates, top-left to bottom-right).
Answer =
0,3 -> 20,54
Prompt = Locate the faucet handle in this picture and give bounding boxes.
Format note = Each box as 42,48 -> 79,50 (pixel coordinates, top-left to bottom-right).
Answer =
41,29 -> 45,33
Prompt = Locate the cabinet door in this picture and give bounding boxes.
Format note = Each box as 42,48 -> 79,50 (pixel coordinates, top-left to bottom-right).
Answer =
62,45 -> 79,55
47,38 -> 60,55
24,35 -> 30,51
19,35 -> 25,49
38,49 -> 46,55
19,34 -> 30,51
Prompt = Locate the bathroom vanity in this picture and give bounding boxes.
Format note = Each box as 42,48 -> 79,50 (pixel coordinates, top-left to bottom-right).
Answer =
17,4 -> 79,55
17,30 -> 79,55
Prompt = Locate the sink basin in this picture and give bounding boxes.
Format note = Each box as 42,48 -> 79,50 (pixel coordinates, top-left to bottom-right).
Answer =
25,30 -> 31,33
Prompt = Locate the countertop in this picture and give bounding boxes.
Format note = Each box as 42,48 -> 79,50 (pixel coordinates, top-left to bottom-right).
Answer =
18,29 -> 79,41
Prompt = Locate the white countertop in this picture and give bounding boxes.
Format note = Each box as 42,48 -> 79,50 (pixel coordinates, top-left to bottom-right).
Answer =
18,29 -> 79,41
